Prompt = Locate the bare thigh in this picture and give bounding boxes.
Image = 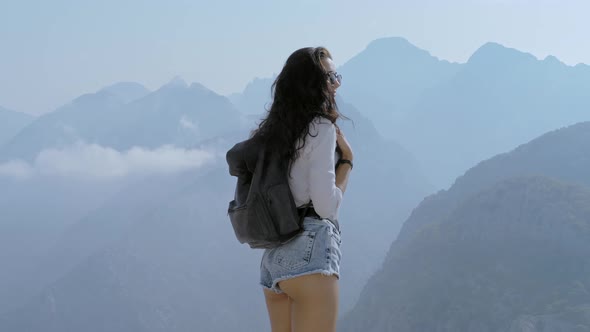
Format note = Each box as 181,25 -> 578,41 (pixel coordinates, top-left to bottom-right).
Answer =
278,273 -> 339,332
263,288 -> 293,332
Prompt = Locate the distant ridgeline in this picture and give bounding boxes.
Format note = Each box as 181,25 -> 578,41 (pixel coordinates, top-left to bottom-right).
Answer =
0,106 -> 34,147
337,37 -> 590,188
339,122 -> 590,331
0,80 -> 243,163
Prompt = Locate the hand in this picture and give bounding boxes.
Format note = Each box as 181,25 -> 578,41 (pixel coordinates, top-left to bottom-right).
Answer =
335,125 -> 353,161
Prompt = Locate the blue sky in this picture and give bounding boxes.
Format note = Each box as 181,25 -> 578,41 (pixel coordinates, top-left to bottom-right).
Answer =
2,0 -> 589,115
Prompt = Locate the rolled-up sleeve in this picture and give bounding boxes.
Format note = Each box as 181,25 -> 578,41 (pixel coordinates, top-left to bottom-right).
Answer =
308,122 -> 343,221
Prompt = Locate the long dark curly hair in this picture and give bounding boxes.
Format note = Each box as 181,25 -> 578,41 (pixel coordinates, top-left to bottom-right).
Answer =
251,47 -> 344,168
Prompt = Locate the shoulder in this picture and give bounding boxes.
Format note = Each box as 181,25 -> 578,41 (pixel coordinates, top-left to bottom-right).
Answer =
305,116 -> 336,155
312,115 -> 335,126
309,116 -> 336,137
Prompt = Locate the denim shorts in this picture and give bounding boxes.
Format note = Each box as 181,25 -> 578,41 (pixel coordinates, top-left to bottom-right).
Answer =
260,216 -> 342,294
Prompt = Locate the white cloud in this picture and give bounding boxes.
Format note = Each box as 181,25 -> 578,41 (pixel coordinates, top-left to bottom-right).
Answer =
180,116 -> 199,132
0,142 -> 215,179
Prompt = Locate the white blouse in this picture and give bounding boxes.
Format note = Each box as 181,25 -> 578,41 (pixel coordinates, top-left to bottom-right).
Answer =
288,117 -> 342,221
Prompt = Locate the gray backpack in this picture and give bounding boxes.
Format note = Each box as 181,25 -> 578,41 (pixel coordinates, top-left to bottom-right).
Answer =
226,137 -> 310,249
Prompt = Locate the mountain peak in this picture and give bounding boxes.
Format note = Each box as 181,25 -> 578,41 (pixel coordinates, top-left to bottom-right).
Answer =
468,42 -> 537,65
99,82 -> 150,104
364,36 -> 432,59
164,76 -> 188,89
367,36 -> 413,48
543,55 -> 564,65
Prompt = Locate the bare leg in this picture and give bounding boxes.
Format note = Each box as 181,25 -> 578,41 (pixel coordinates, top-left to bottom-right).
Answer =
278,273 -> 339,332
263,288 -> 293,332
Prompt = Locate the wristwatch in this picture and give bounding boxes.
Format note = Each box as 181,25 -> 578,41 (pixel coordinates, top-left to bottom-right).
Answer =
337,159 -> 353,170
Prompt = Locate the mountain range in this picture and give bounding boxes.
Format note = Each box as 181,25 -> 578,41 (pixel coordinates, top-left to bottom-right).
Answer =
338,37 -> 590,188
2,36 -> 590,331
0,75 -> 431,330
339,121 -> 590,332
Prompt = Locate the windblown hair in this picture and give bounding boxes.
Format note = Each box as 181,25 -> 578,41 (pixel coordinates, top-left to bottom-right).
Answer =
251,47 -> 343,169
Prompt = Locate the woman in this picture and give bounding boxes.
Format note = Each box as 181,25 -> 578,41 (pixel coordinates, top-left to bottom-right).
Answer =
252,47 -> 353,332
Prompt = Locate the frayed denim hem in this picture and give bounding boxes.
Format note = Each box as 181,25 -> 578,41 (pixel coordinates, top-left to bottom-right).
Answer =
261,269 -> 340,294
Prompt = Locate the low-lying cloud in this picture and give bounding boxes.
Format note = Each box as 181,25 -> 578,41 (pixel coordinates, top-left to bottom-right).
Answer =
0,142 -> 215,179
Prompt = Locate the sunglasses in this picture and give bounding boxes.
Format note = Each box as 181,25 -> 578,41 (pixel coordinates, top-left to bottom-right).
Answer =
327,71 -> 342,85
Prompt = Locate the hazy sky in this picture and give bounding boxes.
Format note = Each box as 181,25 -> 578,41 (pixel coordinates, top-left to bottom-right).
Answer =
2,0 -> 589,115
